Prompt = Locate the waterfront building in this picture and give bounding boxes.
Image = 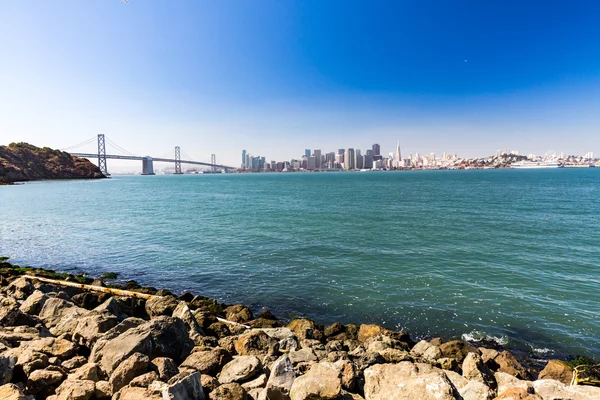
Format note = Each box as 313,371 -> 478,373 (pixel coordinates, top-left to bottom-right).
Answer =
313,149 -> 321,170
355,149 -> 363,169
308,156 -> 316,170
372,143 -> 381,156
305,149 -> 311,158
242,149 -> 246,168
335,152 -> 344,166
364,149 -> 374,169
345,148 -> 355,170
326,152 -> 335,164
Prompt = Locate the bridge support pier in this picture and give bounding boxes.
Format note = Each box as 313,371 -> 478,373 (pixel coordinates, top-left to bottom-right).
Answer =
142,157 -> 155,175
174,146 -> 182,174
97,134 -> 108,175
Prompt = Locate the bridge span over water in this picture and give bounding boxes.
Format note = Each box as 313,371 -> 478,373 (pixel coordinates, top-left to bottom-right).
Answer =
66,134 -> 234,175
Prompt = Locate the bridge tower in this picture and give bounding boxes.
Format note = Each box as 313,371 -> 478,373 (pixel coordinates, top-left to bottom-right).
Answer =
211,154 -> 216,173
97,134 -> 108,175
174,146 -> 182,174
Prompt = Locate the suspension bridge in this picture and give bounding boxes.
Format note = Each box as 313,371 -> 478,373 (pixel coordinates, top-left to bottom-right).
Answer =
63,134 -> 234,175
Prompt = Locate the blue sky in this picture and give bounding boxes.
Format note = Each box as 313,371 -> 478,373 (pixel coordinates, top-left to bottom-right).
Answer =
1,0 -> 599,169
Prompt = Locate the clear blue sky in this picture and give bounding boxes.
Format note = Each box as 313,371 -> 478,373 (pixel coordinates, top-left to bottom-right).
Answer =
1,0 -> 599,169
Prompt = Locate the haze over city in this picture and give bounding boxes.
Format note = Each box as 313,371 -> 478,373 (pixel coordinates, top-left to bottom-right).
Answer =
1,1 -> 600,171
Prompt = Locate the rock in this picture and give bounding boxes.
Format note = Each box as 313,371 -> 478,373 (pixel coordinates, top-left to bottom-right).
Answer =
0,296 -> 22,326
94,298 -> 128,321
265,356 -> 295,400
537,359 -> 573,385
193,310 -> 218,329
533,379 -> 600,399
130,371 -> 159,387
180,347 -> 233,376
350,350 -> 386,372
0,354 -> 16,385
208,322 -> 232,338
410,340 -> 442,361
225,305 -> 254,323
69,363 -> 102,382
150,357 -> 179,382
62,356 -> 88,371
462,352 -> 497,390
249,319 -> 281,329
72,311 -> 119,348
364,362 -> 456,400
494,372 -> 533,395
479,348 -> 500,365
164,371 -> 206,399
378,348 -> 412,363
493,387 -> 541,400
5,277 -> 34,300
437,357 -> 460,372
0,383 -> 35,400
494,351 -> 529,380
210,382 -> 248,400
220,336 -> 238,354
19,290 -> 48,315
444,370 -> 468,390
241,374 -> 267,391
365,335 -> 408,353
259,328 -> 299,353
357,324 -> 410,344
0,326 -> 41,346
287,319 -> 323,341
26,367 -> 65,394
49,305 -> 90,337
72,292 -> 109,310
173,301 -> 206,342
219,356 -> 263,384
235,330 -> 279,357
113,297 -> 148,320
439,340 -> 481,364
288,348 -> 318,365
324,322 -> 345,339
459,380 -> 495,400
289,362 -> 341,400
6,348 -> 48,377
38,297 -> 81,328
333,359 -> 355,392
23,337 -> 76,359
112,386 -> 164,400
54,379 -> 96,400
145,295 -> 179,318
94,381 -> 111,399
109,352 -> 150,394
202,374 -> 220,393
90,316 -> 193,374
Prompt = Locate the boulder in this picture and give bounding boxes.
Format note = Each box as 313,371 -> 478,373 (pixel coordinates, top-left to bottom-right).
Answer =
173,301 -> 206,342
93,298 -> 128,321
532,379 -> 600,400
202,375 -> 220,393
443,370 -> 468,390
265,356 -> 295,400
494,372 -> 533,395
324,322 -> 345,339
219,356 -> 263,384
410,340 -> 442,361
72,292 -> 109,310
26,367 -> 65,394
209,382 -> 248,400
94,380 -> 111,399
235,330 -> 279,357
357,324 -> 410,344
0,295 -> 22,326
0,326 -> 41,346
62,356 -> 88,371
364,362 -> 456,400
5,277 -> 34,300
333,359 -> 355,392
365,335 -> 408,353
437,357 -> 460,372
54,379 -> 96,400
112,386 -> 164,400
150,357 -> 179,382
130,371 -> 159,387
23,337 -> 76,359
241,374 -> 267,391
38,297 -> 81,328
537,359 -> 573,385
68,363 -> 102,382
287,348 -> 318,365
0,354 -> 16,385
439,340 -> 481,364
72,311 -> 119,348
225,305 -> 254,323
145,295 -> 179,318
0,383 -> 35,400
459,380 -> 495,400
287,319 -> 323,341
19,290 -> 48,316
6,348 -> 49,377
462,352 -> 497,390
49,306 -> 90,337
378,348 -> 412,364
90,316 -> 193,374
479,348 -> 499,365
208,322 -> 232,338
493,387 -> 541,400
164,371 -> 207,400
109,352 -> 150,394
494,351 -> 529,380
289,362 -> 341,400
179,347 -> 233,376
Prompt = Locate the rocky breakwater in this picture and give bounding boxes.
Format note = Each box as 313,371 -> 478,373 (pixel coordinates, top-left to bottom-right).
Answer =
0,143 -> 105,184
0,271 -> 599,399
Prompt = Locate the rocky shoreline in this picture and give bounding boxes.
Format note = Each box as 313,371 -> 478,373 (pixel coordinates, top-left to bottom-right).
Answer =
0,259 -> 598,400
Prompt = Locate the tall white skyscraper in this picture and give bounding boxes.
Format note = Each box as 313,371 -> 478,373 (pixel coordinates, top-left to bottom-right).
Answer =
345,148 -> 355,170
395,141 -> 402,168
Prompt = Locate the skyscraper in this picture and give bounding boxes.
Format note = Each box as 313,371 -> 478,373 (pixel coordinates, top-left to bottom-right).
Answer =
372,143 -> 381,156
241,149 -> 246,168
355,149 -> 363,169
305,149 -> 311,158
345,148 -> 355,170
395,141 -> 402,168
313,149 -> 322,170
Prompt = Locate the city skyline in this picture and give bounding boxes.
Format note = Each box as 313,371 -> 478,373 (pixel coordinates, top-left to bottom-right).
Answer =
1,1 -> 600,169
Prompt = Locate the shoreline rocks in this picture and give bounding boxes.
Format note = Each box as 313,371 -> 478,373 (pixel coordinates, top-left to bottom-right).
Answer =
0,260 -> 598,399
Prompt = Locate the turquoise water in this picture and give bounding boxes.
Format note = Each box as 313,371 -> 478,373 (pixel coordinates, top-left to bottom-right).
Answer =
1,170 -> 599,358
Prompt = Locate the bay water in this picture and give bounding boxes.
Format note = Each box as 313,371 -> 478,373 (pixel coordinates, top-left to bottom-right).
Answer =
1,169 -> 599,358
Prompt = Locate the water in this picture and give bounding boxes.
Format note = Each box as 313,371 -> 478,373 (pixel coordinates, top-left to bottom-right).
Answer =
1,169 -> 599,359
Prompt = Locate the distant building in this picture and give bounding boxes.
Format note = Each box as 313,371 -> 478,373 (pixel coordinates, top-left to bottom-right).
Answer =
345,148 -> 355,170
313,150 -> 321,170
305,149 -> 311,158
395,141 -> 402,168
142,157 -> 155,175
372,143 -> 381,156
308,156 -> 316,170
355,149 -> 363,169
364,149 -> 374,169
242,149 -> 246,168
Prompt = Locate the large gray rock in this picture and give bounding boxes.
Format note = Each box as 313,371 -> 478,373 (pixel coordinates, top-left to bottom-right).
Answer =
219,356 -> 262,384
458,380 -> 494,400
90,316 -> 193,374
150,357 -> 179,382
209,382 -> 247,400
54,378 -> 97,400
5,277 -> 34,300
172,301 -> 206,343
180,347 -> 233,376
235,330 -> 279,357
145,295 -> 179,318
410,340 -> 442,361
462,352 -> 496,390
38,297 -> 81,328
93,298 -> 128,321
493,372 -> 533,396
265,356 -> 295,400
72,311 -> 119,348
532,379 -> 600,400
4,348 -> 48,377
26,367 -> 65,394
19,290 -> 48,316
21,337 -> 76,360
289,362 -> 341,400
364,362 -> 455,400
68,363 -> 103,382
0,295 -> 22,326
109,352 -> 150,394
164,371 -> 207,400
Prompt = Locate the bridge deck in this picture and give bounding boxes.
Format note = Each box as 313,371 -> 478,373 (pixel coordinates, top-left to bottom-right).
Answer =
71,153 -> 233,169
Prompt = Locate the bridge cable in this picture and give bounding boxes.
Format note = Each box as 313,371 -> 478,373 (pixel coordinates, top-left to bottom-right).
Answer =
105,137 -> 138,156
60,136 -> 97,151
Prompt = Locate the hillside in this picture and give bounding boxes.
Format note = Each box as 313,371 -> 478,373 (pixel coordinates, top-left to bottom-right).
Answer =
0,142 -> 105,184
